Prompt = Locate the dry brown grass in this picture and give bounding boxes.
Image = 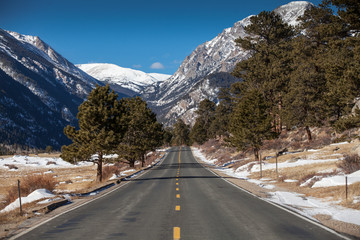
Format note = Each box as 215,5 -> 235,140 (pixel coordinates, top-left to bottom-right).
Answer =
198,131 -> 360,210
338,154 -> 360,174
2,174 -> 58,208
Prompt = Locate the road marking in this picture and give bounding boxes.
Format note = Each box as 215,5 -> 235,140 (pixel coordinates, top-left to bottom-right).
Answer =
176,178 -> 178,181
175,205 -> 180,211
173,227 -> 180,240
176,194 -> 180,198
176,182 -> 179,186
176,188 -> 179,191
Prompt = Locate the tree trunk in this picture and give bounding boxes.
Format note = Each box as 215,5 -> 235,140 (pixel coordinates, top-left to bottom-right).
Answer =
254,148 -> 260,163
141,154 -> 145,168
129,158 -> 135,168
305,126 -> 312,141
96,152 -> 103,182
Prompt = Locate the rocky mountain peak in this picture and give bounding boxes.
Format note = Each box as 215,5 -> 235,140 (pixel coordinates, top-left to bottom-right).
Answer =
143,1 -> 313,126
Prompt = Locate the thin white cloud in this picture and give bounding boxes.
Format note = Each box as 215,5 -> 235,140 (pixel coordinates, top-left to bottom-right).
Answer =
133,64 -> 142,68
150,62 -> 165,69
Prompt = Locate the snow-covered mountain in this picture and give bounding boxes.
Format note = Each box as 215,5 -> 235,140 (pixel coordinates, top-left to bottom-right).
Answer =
0,29 -> 102,149
77,63 -> 170,97
143,1 -> 313,126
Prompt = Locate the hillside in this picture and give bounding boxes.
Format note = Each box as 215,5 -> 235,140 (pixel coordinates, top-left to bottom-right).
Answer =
0,29 -> 101,149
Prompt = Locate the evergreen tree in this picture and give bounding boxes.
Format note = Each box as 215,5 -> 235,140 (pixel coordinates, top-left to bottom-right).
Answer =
233,10 -> 294,134
173,119 -> 190,145
331,0 -> 360,32
61,85 -> 125,181
228,89 -> 274,161
190,118 -> 207,145
163,127 -> 174,146
190,99 -> 216,144
323,38 -> 359,121
209,88 -> 233,138
117,97 -> 163,167
283,2 -> 350,140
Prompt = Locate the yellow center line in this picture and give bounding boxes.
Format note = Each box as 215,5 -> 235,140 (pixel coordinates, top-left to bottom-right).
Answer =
176,178 -> 178,181
175,205 -> 180,211
176,182 -> 179,185
176,188 -> 179,191
176,194 -> 180,198
173,227 -> 180,240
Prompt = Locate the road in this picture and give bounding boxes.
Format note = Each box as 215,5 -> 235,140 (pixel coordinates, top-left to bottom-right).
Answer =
16,146 -> 345,240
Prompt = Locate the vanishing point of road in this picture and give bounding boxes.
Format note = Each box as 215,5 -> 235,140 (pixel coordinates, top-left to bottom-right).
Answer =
15,146 -> 345,240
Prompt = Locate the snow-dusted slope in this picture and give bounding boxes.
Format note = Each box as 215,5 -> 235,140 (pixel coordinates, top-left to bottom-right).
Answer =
143,1 -> 313,125
77,63 -> 170,96
0,29 -> 101,148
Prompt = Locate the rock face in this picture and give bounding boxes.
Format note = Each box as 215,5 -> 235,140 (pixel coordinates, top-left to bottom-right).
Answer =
142,1 -> 313,126
0,29 -> 101,149
77,63 -> 170,97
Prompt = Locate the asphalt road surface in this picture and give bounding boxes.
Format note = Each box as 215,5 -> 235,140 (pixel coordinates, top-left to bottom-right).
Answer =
16,146 -> 345,240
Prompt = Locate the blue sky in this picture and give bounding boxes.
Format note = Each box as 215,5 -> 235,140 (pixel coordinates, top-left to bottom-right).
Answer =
1,0 -> 322,75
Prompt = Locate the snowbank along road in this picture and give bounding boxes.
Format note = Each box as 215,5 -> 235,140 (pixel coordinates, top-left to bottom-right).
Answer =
14,146 -> 347,240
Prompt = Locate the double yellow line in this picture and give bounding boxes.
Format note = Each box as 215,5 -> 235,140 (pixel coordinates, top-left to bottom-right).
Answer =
174,146 -> 181,239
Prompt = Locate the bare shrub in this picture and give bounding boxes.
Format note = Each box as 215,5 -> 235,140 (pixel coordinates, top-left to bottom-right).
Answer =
289,141 -> 303,151
102,165 -> 121,181
5,174 -> 57,205
277,175 -> 288,182
298,170 -> 338,187
231,158 -> 252,170
201,139 -> 220,149
232,152 -> 246,160
216,153 -> 232,166
247,162 -> 256,172
46,161 -> 57,165
263,138 -> 286,151
338,154 -> 360,174
298,172 -> 317,186
4,164 -> 18,170
332,134 -> 349,144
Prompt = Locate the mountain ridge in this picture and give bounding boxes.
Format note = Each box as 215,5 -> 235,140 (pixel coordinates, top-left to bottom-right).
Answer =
0,29 -> 102,149
77,63 -> 170,97
142,1 -> 313,126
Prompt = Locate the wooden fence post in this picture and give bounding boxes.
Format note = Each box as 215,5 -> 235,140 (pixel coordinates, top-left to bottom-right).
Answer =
345,176 -> 348,201
18,180 -> 22,215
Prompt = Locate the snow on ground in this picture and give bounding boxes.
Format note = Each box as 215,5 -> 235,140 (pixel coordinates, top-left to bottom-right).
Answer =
0,155 -> 73,168
0,155 -> 96,169
312,170 -> 360,188
269,191 -> 360,226
250,158 -> 340,173
191,147 -> 360,226
0,189 -> 55,213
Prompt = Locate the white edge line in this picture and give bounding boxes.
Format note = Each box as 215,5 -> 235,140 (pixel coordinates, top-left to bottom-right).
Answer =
10,153 -> 168,240
191,148 -> 352,240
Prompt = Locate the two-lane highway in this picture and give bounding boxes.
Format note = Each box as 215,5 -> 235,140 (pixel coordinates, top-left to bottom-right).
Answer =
15,147 -> 345,239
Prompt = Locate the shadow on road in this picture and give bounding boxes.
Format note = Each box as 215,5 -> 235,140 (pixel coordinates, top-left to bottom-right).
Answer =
152,163 -> 202,170
125,175 -> 238,182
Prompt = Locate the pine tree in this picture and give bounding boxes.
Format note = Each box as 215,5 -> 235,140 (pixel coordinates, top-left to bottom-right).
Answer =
209,88 -> 233,138
190,118 -> 207,145
331,0 -> 360,32
228,89 -> 274,161
117,97 -> 163,167
173,119 -> 190,146
189,99 -> 216,144
282,2 -> 350,140
61,85 -> 125,181
233,10 -> 294,134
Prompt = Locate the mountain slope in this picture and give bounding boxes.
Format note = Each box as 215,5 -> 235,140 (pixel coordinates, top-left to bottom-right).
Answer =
0,29 -> 101,149
77,63 -> 170,97
143,1 -> 313,125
